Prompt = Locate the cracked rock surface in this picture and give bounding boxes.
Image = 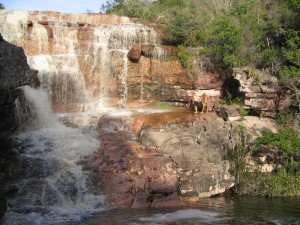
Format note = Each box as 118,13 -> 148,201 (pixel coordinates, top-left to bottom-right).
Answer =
81,110 -> 277,208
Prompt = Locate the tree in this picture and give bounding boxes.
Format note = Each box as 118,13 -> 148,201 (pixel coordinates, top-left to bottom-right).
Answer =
282,29 -> 300,67
165,11 -> 199,45
211,17 -> 243,68
278,29 -> 300,110
0,3 -> 4,9
279,66 -> 300,110
287,0 -> 300,11
103,0 -> 126,14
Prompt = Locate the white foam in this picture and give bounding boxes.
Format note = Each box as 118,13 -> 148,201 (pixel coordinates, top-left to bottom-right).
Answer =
21,86 -> 62,129
5,124 -> 105,224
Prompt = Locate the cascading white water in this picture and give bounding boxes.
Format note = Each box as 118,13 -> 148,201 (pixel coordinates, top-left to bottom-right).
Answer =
17,86 -> 62,129
3,86 -> 105,225
25,23 -> 162,110
27,55 -> 87,106
93,24 -> 162,108
118,51 -> 129,107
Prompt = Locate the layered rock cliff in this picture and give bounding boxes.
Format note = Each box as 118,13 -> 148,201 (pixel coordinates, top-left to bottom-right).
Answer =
0,10 -> 224,112
232,68 -> 290,117
0,10 -> 179,111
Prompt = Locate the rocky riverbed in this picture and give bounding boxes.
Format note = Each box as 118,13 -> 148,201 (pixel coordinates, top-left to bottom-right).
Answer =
80,108 -> 277,208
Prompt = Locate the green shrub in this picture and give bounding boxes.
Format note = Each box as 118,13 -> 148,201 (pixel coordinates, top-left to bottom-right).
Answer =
227,125 -> 300,197
178,45 -> 196,78
211,17 -> 243,68
158,0 -> 186,7
165,11 -> 199,46
262,168 -> 300,197
256,129 -> 300,155
226,126 -> 252,189
222,90 -> 243,105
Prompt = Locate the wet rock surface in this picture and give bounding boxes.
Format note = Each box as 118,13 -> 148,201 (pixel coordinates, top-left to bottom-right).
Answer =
82,110 -> 269,208
0,36 -> 32,134
0,34 -> 32,219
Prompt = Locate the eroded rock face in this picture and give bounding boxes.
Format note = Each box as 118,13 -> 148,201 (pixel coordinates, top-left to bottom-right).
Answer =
0,33 -> 32,219
140,112 -> 235,200
0,10 -> 164,111
126,44 -> 224,108
0,11 -> 291,116
233,68 -> 290,117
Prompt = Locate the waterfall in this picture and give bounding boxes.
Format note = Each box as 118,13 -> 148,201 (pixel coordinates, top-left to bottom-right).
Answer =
0,11 -> 163,110
24,23 -> 161,110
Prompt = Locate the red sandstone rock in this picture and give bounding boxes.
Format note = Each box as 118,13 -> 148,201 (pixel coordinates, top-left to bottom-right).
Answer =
127,44 -> 142,62
131,193 -> 151,208
162,45 -> 179,56
83,113 -> 237,209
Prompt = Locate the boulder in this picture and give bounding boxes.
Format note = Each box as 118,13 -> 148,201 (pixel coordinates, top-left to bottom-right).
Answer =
127,44 -> 142,63
218,105 -> 241,121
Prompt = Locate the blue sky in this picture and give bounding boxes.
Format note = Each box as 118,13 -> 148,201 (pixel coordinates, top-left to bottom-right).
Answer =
1,0 -> 108,14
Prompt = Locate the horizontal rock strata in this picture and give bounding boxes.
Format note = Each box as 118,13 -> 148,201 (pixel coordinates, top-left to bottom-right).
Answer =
233,68 -> 290,117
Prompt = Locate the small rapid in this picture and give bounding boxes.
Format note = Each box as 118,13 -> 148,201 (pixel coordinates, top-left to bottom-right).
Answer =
2,86 -> 105,224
